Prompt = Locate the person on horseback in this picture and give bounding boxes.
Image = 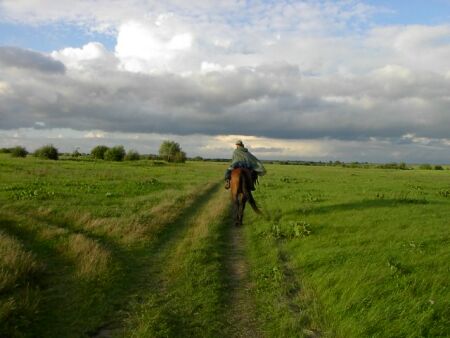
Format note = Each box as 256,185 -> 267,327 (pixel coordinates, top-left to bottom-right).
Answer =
224,140 -> 266,190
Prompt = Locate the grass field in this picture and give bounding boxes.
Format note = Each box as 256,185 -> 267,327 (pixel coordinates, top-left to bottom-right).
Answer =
0,154 -> 449,337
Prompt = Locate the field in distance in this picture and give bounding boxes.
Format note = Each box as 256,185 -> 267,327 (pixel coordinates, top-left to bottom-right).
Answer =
0,154 -> 448,337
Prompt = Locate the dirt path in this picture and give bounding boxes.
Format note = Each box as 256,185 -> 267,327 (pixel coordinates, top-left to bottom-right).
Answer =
225,224 -> 263,338
91,183 -> 265,337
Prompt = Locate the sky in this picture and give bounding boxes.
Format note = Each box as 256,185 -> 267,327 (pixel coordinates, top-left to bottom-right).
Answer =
0,0 -> 449,163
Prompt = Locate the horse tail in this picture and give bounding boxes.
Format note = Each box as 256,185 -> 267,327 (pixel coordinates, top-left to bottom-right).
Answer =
247,190 -> 261,214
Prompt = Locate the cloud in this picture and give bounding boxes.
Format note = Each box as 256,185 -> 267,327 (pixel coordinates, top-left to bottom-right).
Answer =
115,19 -> 194,73
1,43 -> 450,144
1,1 -> 450,162
51,42 -> 115,70
0,46 -> 65,73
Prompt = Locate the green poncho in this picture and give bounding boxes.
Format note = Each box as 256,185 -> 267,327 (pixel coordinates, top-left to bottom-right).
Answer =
229,146 -> 266,176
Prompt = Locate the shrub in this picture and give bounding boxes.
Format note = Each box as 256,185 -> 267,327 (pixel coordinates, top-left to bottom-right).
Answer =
104,146 -> 125,161
419,163 -> 432,170
72,148 -> 82,158
0,147 -> 12,153
173,151 -> 186,163
377,162 -> 409,170
10,146 -> 28,158
91,145 -> 109,159
34,145 -> 59,160
159,140 -> 186,163
125,150 -> 140,161
434,165 -> 444,170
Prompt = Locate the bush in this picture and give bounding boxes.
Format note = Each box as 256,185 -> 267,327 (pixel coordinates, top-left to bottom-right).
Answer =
72,148 -> 82,158
377,162 -> 409,170
91,145 -> 109,159
125,150 -> 140,161
419,163 -> 432,170
104,146 -> 125,161
159,140 -> 186,163
34,145 -> 59,160
173,151 -> 186,163
434,165 -> 444,170
10,146 -> 28,158
0,148 -> 12,153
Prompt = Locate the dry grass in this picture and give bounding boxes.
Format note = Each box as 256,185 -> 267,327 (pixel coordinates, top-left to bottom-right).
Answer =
0,231 -> 43,333
63,234 -> 111,279
0,231 -> 44,292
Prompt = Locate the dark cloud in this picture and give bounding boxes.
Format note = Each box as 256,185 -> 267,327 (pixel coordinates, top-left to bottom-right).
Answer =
1,47 -> 450,144
0,46 -> 65,73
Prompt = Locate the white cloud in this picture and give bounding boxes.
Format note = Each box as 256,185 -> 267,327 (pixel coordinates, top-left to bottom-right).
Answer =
200,62 -> 235,73
115,19 -> 194,73
51,42 -> 113,70
0,81 -> 12,95
84,131 -> 106,139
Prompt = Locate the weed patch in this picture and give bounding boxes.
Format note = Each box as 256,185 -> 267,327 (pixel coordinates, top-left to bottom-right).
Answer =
438,189 -> 450,198
387,257 -> 412,276
260,221 -> 312,240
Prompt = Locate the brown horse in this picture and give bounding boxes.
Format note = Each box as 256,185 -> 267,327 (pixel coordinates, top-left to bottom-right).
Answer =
230,168 -> 261,226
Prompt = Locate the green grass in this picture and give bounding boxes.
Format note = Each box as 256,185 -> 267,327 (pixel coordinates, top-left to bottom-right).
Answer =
246,165 -> 450,337
123,185 -> 230,337
0,154 -> 224,337
1,154 -> 449,337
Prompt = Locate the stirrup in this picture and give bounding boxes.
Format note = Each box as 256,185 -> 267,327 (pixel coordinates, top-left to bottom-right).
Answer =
225,180 -> 230,189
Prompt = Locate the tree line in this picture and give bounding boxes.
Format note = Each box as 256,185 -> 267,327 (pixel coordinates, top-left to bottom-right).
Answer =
0,140 -> 187,163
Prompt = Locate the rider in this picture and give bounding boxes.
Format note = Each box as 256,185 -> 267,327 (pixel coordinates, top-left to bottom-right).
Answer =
224,140 -> 266,190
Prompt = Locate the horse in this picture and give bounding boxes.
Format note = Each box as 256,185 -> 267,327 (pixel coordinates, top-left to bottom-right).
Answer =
230,168 -> 261,226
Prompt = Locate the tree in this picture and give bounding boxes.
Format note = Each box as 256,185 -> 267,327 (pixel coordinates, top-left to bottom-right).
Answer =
10,146 -> 28,158
0,148 -> 12,153
91,145 -> 109,159
34,144 -> 59,160
419,163 -> 432,170
125,150 -> 140,161
72,148 -> 82,158
104,145 -> 125,161
158,140 -> 186,163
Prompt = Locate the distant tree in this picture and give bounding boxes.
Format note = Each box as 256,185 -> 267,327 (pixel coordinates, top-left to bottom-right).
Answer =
419,163 -> 432,170
72,148 -> 82,158
91,145 -> 109,159
34,144 -> 59,160
125,150 -> 140,161
173,150 -> 186,163
434,165 -> 444,170
10,146 -> 28,158
104,145 -> 125,161
158,140 -> 186,163
0,147 -> 12,153
192,156 -> 203,161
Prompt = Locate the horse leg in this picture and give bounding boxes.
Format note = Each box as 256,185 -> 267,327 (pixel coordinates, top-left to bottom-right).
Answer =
233,196 -> 241,227
238,193 -> 246,226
